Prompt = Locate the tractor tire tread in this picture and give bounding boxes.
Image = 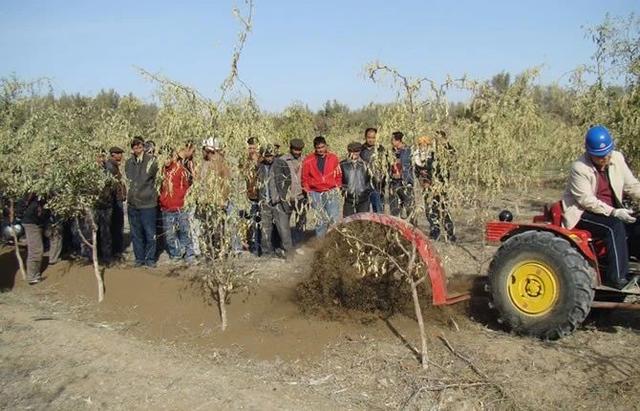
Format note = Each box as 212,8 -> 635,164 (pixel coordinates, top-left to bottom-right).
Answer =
488,230 -> 595,340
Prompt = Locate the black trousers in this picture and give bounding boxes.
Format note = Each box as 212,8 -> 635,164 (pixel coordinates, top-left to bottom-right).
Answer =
291,196 -> 307,245
343,195 -> 370,217
426,193 -> 455,240
260,202 -> 292,254
111,200 -> 125,256
576,211 -> 640,287
389,182 -> 414,220
94,207 -> 113,263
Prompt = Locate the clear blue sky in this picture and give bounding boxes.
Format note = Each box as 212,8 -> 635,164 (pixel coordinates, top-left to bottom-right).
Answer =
1,1 -> 638,111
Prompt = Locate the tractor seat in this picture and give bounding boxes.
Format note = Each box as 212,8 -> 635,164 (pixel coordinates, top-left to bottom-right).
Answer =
533,201 -> 563,226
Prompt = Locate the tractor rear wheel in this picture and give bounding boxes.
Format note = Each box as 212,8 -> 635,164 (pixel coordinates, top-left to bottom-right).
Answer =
488,231 -> 595,340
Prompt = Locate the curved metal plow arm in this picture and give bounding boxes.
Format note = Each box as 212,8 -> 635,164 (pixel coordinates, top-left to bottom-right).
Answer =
333,212 -> 470,306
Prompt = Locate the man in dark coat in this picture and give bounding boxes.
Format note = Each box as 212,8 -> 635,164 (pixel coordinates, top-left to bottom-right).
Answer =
106,146 -> 126,258
281,138 -> 306,244
257,144 -> 292,257
340,142 -> 372,217
124,137 -> 159,267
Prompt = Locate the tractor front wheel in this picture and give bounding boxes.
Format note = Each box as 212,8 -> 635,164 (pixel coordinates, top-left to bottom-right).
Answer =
488,231 -> 595,340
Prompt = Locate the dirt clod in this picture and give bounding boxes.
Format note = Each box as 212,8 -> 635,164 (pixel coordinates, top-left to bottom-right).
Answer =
297,221 -> 421,317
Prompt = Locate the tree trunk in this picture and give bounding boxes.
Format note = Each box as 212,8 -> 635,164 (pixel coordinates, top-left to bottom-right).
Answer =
217,285 -> 227,331
11,230 -> 26,281
78,211 -> 104,303
411,278 -> 429,370
91,224 -> 105,303
407,242 -> 428,369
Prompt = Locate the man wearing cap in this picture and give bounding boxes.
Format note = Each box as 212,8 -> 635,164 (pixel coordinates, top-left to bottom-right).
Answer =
301,136 -> 342,237
198,137 -> 230,207
562,125 -> 640,290
340,142 -> 372,217
360,127 -> 387,213
282,138 -> 306,244
196,137 -> 242,253
125,137 -> 159,268
106,146 -> 126,258
256,144 -> 293,256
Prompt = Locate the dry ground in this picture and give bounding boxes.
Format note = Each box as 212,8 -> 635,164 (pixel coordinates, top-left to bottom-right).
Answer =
2,189 -> 640,410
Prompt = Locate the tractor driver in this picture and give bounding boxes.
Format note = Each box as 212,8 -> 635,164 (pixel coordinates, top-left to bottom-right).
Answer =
562,125 -> 640,290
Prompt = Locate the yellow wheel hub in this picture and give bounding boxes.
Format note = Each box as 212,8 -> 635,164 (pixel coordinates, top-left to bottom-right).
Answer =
507,260 -> 559,316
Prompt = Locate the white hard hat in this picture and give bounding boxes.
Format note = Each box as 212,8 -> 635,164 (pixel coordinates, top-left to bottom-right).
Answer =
202,137 -> 221,151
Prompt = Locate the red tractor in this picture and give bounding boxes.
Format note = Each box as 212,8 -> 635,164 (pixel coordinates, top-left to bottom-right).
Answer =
485,202 -> 640,339
339,207 -> 639,341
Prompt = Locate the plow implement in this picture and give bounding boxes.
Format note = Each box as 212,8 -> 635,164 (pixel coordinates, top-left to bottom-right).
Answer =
339,212 -> 470,306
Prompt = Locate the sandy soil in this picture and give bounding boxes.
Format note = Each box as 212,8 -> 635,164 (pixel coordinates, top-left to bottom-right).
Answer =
0,290 -> 340,410
2,191 -> 640,410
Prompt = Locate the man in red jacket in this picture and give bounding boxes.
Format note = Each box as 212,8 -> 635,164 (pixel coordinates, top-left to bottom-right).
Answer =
301,136 -> 342,237
159,146 -> 195,264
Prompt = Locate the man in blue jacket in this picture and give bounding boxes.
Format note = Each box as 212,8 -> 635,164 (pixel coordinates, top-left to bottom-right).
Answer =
389,132 -> 414,222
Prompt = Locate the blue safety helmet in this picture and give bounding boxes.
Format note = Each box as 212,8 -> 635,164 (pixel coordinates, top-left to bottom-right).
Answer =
585,125 -> 614,157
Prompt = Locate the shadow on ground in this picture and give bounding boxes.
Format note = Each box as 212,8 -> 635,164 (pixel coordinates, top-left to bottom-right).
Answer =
0,247 -> 22,291
465,275 -> 504,332
466,274 -> 640,336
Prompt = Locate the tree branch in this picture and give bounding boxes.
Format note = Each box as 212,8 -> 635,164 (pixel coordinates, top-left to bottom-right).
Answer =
335,228 -> 409,277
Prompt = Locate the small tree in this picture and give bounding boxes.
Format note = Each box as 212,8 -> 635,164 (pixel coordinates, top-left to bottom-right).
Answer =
139,0 -> 262,331
187,161 -> 254,330
572,13 -> 640,169
15,104 -> 131,301
0,76 -> 53,281
336,224 -> 430,369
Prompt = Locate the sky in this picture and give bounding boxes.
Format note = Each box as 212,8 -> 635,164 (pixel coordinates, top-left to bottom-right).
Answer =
1,0 -> 638,111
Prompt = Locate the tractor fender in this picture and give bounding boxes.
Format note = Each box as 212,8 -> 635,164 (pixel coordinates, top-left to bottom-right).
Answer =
335,213 -> 469,306
485,221 -> 598,263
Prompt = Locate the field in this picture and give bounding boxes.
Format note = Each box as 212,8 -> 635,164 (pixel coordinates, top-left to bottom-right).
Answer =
2,7 -> 640,411
2,189 -> 640,411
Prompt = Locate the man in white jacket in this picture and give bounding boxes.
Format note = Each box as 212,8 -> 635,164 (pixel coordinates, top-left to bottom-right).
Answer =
562,125 -> 640,290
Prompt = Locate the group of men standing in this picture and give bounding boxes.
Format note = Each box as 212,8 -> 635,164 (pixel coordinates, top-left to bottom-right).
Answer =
11,127 -> 457,284
242,128 -> 457,259
147,127 -> 458,262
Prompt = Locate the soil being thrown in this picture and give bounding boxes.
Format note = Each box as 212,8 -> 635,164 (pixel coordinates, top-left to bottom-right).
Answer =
298,221 -> 436,317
